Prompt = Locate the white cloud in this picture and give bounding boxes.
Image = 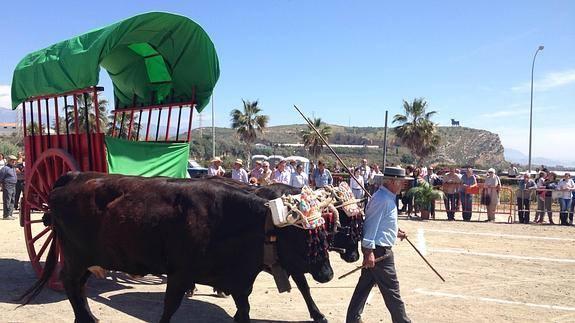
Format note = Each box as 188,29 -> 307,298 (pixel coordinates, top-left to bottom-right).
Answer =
0,85 -> 11,109
511,69 -> 575,92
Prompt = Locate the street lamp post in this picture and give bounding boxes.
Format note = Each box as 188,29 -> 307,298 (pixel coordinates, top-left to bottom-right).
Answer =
528,45 -> 544,173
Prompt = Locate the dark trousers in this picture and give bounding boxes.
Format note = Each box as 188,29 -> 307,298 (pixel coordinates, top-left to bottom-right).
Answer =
14,180 -> 24,209
445,193 -> 458,220
346,248 -> 411,323
2,184 -> 16,218
570,198 -> 575,224
401,195 -> 413,214
460,192 -> 473,221
517,197 -> 530,224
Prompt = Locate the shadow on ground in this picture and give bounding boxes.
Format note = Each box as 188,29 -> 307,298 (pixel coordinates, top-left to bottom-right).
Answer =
1,258 -> 310,322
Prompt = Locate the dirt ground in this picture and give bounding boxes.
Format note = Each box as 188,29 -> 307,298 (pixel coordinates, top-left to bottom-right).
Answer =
1,204 -> 575,323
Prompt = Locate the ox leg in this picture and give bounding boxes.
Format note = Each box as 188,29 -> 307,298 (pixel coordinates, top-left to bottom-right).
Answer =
291,273 -> 327,323
61,267 -> 97,323
231,290 -> 252,323
160,274 -> 192,323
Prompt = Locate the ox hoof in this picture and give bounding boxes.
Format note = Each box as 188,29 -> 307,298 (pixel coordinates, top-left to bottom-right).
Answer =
312,315 -> 328,323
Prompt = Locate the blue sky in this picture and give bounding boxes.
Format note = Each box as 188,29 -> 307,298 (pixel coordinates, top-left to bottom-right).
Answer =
0,1 -> 573,162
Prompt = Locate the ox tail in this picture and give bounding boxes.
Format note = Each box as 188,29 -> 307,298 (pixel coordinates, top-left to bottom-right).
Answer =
15,228 -> 59,306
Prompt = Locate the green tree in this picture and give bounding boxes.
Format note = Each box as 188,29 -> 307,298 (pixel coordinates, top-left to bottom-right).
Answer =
393,98 -> 441,164
301,117 -> 332,162
26,122 -> 41,135
65,93 -> 109,133
107,112 -> 141,140
230,100 -> 269,165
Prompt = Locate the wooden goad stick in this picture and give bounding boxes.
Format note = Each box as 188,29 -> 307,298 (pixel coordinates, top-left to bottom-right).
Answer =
338,256 -> 385,280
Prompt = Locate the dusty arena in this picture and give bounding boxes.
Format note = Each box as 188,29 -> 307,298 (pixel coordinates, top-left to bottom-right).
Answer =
1,207 -> 574,323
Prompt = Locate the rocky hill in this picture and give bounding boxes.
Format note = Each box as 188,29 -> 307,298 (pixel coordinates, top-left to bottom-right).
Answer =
190,124 -> 507,168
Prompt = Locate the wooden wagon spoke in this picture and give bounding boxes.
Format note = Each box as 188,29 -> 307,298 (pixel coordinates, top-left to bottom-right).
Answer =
34,169 -> 50,196
35,232 -> 54,262
28,185 -> 49,205
42,158 -> 54,188
31,227 -> 51,243
26,199 -> 47,213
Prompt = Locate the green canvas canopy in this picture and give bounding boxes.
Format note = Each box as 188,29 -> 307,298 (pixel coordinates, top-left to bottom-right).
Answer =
11,12 -> 219,112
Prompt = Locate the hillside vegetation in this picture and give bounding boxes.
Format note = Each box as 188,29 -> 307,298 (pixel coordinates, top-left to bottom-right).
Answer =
190,124 -> 507,169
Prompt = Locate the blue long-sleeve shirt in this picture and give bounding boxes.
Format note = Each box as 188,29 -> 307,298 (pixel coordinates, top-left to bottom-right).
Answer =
361,185 -> 398,249
0,165 -> 17,185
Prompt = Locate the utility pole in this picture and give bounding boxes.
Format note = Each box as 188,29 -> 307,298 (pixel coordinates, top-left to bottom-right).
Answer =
383,110 -> 388,168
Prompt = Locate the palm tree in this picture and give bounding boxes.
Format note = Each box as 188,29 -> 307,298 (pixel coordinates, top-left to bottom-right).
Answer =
393,98 -> 441,164
107,112 -> 141,140
64,93 -> 109,133
230,100 -> 269,164
301,117 -> 332,162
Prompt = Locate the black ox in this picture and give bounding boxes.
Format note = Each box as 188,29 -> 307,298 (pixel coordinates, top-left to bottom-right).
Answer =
19,172 -> 334,322
203,177 -> 363,322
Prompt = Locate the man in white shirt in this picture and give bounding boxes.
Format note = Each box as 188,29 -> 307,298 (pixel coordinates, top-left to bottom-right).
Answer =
272,160 -> 291,184
359,159 -> 371,184
231,159 -> 249,183
289,164 -> 308,188
208,157 -> 225,177
350,167 -> 365,199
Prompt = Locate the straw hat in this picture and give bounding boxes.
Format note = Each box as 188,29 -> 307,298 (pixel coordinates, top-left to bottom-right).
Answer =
372,167 -> 413,185
487,168 -> 496,174
7,155 -> 17,160
234,159 -> 243,166
211,157 -> 222,163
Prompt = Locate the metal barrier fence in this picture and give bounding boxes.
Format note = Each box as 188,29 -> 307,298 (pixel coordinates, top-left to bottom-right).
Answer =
433,184 -> 514,222
514,188 -> 573,224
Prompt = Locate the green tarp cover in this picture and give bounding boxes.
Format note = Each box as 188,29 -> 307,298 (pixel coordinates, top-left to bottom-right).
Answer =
11,12 -> 219,112
105,136 -> 189,178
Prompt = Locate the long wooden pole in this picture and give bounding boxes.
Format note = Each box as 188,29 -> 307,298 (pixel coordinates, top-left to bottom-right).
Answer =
293,104 -> 445,283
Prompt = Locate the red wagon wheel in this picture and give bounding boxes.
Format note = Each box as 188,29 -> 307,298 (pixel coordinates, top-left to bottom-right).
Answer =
22,148 -> 79,290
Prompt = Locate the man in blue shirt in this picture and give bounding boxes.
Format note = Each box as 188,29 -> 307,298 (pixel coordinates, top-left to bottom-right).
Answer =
312,160 -> 332,188
346,167 -> 411,323
0,155 -> 18,220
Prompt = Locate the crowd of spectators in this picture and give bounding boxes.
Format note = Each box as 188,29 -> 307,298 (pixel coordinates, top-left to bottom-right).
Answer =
207,156 -> 575,226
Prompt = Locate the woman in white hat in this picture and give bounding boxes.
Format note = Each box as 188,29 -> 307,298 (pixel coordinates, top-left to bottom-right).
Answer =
231,159 -> 249,183
208,157 -> 225,177
483,168 -> 501,222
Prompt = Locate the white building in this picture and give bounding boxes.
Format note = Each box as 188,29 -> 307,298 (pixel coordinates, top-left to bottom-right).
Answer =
0,123 -> 17,136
